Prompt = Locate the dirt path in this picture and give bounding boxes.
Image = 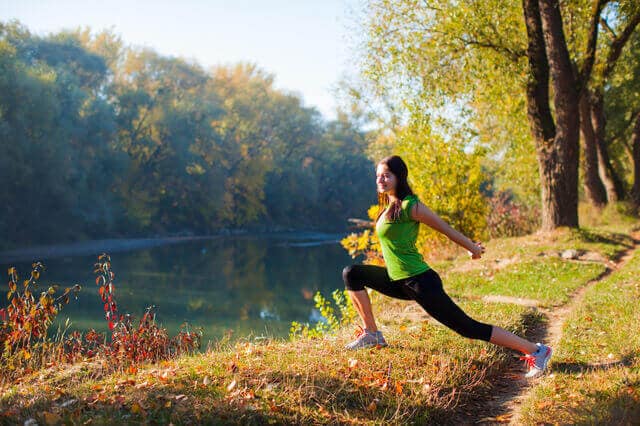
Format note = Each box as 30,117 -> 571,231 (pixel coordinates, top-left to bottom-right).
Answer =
468,232 -> 640,425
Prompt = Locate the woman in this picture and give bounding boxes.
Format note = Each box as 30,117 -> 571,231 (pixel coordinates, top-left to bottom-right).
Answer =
342,155 -> 552,378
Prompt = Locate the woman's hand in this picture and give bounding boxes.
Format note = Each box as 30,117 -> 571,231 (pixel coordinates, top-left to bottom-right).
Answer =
469,241 -> 485,259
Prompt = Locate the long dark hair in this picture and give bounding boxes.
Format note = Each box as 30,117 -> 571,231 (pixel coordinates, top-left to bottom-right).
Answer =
376,155 -> 414,222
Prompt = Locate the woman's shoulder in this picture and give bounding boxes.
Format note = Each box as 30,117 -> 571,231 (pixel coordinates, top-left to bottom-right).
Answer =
402,194 -> 419,206
401,194 -> 420,219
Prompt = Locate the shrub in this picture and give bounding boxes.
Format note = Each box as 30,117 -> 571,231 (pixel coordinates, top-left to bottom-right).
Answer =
0,262 -> 81,379
289,289 -> 357,339
0,254 -> 202,382
486,191 -> 540,238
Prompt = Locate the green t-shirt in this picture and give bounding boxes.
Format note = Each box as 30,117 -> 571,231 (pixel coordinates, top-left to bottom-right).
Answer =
375,194 -> 430,281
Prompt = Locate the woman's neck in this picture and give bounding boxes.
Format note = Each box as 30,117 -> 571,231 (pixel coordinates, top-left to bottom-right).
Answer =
387,193 -> 400,204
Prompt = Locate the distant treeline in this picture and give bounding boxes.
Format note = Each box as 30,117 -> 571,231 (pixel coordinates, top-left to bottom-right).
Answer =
0,22 -> 375,249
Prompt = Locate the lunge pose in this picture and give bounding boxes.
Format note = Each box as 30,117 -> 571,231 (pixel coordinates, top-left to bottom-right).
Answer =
343,155 -> 552,378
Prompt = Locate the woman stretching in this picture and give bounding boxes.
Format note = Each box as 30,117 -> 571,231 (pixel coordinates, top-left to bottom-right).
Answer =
342,155 -> 552,378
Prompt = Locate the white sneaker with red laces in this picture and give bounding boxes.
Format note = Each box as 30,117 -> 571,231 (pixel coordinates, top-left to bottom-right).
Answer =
521,343 -> 553,378
344,327 -> 387,350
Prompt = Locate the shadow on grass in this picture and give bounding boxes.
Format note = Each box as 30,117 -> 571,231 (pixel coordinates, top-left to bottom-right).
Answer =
575,229 -> 637,260
563,367 -> 640,425
2,370 -> 456,426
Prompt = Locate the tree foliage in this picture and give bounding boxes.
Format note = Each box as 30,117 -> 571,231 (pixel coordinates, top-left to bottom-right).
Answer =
0,21 -> 374,248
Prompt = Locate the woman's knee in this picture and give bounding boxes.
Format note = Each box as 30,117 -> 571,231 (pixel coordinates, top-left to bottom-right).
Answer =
342,265 -> 365,291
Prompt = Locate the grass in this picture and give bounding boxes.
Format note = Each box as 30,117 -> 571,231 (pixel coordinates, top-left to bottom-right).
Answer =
0,224 -> 638,424
517,249 -> 640,425
0,299 -> 540,425
443,258 -> 606,307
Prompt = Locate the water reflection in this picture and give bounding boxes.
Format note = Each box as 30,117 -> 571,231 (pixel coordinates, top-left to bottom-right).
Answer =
0,233 -> 355,347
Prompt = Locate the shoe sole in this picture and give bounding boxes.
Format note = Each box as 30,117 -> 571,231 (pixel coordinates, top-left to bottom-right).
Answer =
345,341 -> 388,350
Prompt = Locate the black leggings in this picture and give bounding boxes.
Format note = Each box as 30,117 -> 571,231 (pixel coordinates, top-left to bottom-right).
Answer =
342,264 -> 493,342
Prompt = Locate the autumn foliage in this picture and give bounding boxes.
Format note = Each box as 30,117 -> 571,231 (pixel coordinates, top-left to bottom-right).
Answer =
0,254 -> 201,382
0,262 -> 81,377
92,254 -> 202,364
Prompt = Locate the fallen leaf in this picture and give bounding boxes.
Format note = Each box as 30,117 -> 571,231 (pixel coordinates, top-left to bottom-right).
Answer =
42,411 -> 62,425
536,400 -> 553,410
494,413 -> 512,423
203,376 -> 211,386
348,358 -> 358,369
130,402 -> 145,415
227,379 -> 237,392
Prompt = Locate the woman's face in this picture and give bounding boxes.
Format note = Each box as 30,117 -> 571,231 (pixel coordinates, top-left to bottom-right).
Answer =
376,163 -> 397,194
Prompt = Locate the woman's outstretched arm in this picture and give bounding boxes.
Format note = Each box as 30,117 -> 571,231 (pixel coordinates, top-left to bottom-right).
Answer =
410,201 -> 485,258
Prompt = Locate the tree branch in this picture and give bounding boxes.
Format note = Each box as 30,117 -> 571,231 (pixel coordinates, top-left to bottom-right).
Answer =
599,16 -> 617,39
453,35 -> 526,62
610,108 -> 640,144
578,0 -> 608,90
603,10 -> 640,79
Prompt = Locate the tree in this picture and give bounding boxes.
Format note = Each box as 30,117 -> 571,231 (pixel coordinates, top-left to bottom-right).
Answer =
350,0 -> 640,230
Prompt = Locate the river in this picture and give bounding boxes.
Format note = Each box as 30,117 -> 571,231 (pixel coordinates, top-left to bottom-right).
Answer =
0,232 -> 357,347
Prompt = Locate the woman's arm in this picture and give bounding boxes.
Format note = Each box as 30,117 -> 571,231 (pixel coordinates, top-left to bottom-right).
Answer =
410,201 -> 485,259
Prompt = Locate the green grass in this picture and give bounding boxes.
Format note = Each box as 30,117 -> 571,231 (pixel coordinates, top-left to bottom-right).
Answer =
443,258 -> 606,307
517,250 -> 640,425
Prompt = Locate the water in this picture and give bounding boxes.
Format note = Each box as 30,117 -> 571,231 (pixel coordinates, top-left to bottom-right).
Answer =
0,232 -> 357,347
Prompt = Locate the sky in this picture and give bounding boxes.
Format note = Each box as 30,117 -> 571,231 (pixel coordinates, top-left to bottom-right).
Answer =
0,0 -> 364,120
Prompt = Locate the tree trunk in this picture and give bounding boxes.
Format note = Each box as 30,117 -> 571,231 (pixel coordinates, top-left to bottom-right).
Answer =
535,0 -> 580,229
579,93 -> 607,207
632,112 -> 640,208
590,91 -> 626,202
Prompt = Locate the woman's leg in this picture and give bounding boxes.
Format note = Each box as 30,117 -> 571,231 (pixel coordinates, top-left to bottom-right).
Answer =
403,269 -> 537,354
489,326 -> 538,354
343,264 -> 411,332
349,290 -> 377,331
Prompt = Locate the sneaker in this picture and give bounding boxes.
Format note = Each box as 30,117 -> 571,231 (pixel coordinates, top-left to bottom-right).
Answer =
520,343 -> 553,378
344,327 -> 387,350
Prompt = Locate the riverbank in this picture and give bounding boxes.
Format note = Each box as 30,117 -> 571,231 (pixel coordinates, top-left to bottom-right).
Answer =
0,231 -> 347,264
1,223 -> 639,424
